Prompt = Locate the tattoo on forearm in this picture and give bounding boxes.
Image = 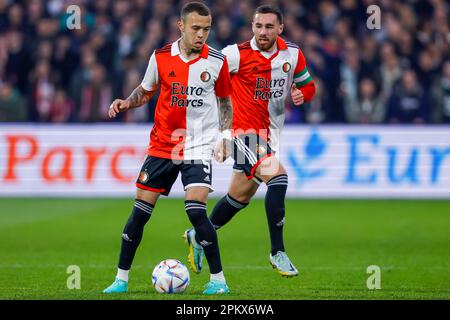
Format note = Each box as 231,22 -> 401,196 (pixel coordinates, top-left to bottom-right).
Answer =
218,97 -> 233,131
126,85 -> 153,108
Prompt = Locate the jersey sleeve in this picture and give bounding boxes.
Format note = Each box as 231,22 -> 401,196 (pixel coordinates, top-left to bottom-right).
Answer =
293,49 -> 313,87
215,58 -> 233,98
293,48 -> 315,102
140,51 -> 159,91
221,44 -> 240,74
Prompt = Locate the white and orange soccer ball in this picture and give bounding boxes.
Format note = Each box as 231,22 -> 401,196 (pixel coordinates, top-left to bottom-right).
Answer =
151,259 -> 190,293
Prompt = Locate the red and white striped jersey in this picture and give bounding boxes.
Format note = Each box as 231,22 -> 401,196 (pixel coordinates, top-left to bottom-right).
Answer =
141,39 -> 232,160
222,36 -> 315,152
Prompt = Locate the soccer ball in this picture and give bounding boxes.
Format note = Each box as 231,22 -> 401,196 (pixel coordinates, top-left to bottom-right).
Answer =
151,259 -> 190,293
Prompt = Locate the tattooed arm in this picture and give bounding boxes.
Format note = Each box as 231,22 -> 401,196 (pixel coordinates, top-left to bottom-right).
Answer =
108,85 -> 156,118
214,96 -> 233,162
218,96 -> 233,132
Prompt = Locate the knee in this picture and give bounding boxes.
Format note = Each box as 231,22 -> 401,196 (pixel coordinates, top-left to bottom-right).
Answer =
185,194 -> 207,203
278,166 -> 288,176
232,192 -> 253,204
185,187 -> 209,203
136,188 -> 159,205
228,186 -> 255,203
273,165 -> 288,178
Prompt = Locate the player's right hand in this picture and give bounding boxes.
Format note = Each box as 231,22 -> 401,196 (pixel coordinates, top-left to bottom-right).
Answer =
214,139 -> 232,163
108,99 -> 130,118
291,84 -> 304,106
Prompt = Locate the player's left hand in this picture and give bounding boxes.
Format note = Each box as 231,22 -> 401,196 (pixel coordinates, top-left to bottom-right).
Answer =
108,99 -> 130,118
214,139 -> 232,163
291,84 -> 304,106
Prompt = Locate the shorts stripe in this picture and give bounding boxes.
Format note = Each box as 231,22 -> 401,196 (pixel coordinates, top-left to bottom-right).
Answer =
234,137 -> 257,165
252,177 -> 263,185
184,183 -> 214,192
239,138 -> 258,164
136,183 -> 166,193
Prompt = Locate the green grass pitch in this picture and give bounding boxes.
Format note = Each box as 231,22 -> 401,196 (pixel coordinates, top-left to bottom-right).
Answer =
0,198 -> 449,300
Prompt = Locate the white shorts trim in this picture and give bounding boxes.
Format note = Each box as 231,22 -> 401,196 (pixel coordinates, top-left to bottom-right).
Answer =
252,176 -> 263,185
184,183 -> 214,193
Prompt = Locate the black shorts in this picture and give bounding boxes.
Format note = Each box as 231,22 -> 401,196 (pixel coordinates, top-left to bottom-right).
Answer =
136,156 -> 213,196
232,133 -> 272,184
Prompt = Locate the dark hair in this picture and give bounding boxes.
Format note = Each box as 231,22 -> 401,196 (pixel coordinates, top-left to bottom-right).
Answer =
254,5 -> 283,24
180,2 -> 211,21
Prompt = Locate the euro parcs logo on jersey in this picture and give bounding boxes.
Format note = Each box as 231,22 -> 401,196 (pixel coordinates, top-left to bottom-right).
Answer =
287,130 -> 327,187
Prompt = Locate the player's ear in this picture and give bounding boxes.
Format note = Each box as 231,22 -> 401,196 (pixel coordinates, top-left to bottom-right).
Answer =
177,19 -> 184,32
251,20 -> 257,33
278,23 -> 284,35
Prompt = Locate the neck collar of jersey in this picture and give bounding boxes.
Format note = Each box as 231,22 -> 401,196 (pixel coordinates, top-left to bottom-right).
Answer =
250,36 -> 288,52
171,38 -> 209,59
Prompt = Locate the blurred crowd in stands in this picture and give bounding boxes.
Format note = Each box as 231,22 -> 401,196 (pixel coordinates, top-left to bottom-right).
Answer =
0,0 -> 449,124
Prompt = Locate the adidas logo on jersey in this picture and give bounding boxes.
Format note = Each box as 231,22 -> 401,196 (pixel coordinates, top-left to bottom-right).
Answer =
168,70 -> 176,77
204,176 -> 210,182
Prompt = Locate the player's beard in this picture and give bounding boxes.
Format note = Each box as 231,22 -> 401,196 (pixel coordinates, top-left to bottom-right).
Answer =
187,41 -> 203,54
256,37 -> 276,51
180,37 -> 203,55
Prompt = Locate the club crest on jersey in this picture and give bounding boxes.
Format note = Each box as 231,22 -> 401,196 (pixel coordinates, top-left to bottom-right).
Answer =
282,62 -> 291,73
200,71 -> 211,82
139,171 -> 149,183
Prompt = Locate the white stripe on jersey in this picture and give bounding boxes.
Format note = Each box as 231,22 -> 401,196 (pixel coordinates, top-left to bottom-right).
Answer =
140,51 -> 160,91
295,71 -> 310,82
183,49 -> 224,160
221,44 -> 240,74
267,46 -> 300,154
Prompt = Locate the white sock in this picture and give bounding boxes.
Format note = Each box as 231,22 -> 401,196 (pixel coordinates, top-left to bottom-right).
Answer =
210,271 -> 225,283
117,268 -> 129,282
